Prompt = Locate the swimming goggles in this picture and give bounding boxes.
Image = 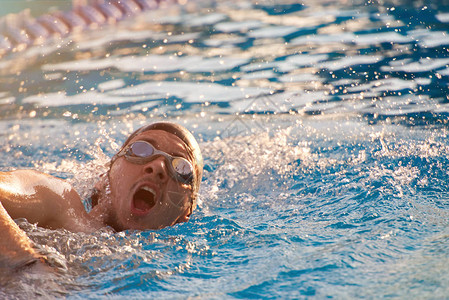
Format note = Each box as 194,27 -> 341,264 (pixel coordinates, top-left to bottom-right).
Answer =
116,140 -> 194,184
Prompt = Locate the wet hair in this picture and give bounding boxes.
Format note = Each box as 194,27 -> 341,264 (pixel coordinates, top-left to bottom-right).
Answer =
109,122 -> 203,213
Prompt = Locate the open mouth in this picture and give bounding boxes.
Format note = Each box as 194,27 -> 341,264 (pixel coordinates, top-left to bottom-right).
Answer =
132,186 -> 156,214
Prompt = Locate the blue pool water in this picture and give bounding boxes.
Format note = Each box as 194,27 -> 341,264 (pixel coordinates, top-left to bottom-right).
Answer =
1,0 -> 449,298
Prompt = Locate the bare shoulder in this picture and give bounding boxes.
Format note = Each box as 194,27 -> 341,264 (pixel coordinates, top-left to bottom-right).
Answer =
0,169 -> 75,195
0,170 -> 93,231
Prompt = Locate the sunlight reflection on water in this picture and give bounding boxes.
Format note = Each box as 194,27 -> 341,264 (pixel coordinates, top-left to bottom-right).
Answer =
1,0 -> 449,298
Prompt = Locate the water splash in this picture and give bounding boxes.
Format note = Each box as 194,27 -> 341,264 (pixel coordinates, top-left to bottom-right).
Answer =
1,0 -> 449,298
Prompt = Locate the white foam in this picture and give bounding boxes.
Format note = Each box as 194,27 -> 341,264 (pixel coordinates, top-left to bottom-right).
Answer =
241,70 -> 276,80
319,55 -> 382,71
419,32 -> 449,48
241,61 -> 277,72
214,20 -> 263,33
409,29 -> 449,48
241,61 -> 296,73
76,29 -> 160,50
285,54 -> 328,66
109,101 -> 162,116
109,81 -> 271,103
43,54 -> 249,73
353,31 -> 412,44
436,13 -> 449,23
43,58 -> 115,72
437,68 -> 449,76
291,31 -> 411,46
0,96 -> 15,105
203,36 -> 247,47
98,79 -> 126,92
381,57 -> 449,72
291,32 -> 357,45
183,56 -> 249,73
278,73 -> 321,83
347,78 -> 426,93
114,55 -> 202,72
186,13 -> 228,26
22,90 -> 151,107
248,26 -> 298,39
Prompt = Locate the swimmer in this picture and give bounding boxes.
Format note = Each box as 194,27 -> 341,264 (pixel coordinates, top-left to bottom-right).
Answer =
0,122 -> 203,270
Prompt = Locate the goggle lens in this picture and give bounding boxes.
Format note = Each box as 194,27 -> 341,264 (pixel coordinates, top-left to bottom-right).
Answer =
125,141 -> 194,184
130,141 -> 155,157
172,158 -> 193,176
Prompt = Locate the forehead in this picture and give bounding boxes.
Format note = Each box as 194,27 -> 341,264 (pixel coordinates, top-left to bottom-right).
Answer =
128,129 -> 188,156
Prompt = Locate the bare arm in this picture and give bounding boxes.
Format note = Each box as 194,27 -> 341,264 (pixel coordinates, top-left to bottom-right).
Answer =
0,170 -> 103,272
0,170 -> 99,232
0,200 -> 41,268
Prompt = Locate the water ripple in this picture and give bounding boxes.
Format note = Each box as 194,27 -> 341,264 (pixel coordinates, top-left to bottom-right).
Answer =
1,0 -> 449,298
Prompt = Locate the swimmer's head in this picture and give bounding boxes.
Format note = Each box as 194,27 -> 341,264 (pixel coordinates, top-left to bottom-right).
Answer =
114,122 -> 203,208
95,122 -> 203,231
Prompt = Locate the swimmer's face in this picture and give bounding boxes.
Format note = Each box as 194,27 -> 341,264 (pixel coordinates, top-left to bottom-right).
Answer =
108,130 -> 193,230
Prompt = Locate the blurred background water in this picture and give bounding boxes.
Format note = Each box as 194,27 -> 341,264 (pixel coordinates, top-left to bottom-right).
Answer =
0,0 -> 449,298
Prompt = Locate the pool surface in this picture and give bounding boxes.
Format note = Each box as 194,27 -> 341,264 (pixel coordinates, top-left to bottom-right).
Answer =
1,0 -> 449,298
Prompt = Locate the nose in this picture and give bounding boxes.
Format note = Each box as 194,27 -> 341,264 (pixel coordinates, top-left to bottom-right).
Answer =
143,155 -> 169,182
